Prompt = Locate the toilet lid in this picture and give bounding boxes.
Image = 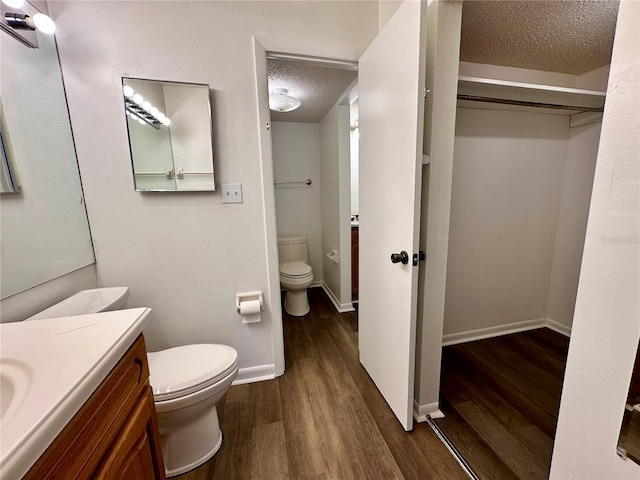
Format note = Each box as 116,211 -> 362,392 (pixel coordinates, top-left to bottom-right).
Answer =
148,344 -> 238,401
280,262 -> 312,277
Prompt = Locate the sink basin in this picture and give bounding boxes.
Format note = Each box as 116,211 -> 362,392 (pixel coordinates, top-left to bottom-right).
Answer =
0,359 -> 32,426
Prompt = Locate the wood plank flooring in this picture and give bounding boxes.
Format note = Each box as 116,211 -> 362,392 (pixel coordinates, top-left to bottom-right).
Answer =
178,288 -> 466,480
435,328 -> 570,480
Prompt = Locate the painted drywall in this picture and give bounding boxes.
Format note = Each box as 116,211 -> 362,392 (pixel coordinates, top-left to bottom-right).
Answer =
0,265 -> 98,323
378,1 -> 402,32
444,109 -> 569,335
546,122 -> 601,328
271,122 -> 323,282
414,0 -> 462,412
319,102 -> 352,308
550,1 -> 640,477
50,1 -> 378,372
1,23 -> 94,300
350,101 -> 359,216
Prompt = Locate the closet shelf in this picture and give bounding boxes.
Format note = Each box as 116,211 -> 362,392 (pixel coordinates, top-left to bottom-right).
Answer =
457,76 -> 606,115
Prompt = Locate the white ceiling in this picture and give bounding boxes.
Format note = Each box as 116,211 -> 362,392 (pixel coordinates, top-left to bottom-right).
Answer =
267,59 -> 357,123
460,0 -> 619,75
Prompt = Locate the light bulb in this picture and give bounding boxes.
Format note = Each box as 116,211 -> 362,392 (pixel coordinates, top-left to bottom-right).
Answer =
142,101 -> 152,111
123,85 -> 134,98
161,118 -> 171,126
2,0 -> 25,8
132,93 -> 144,105
156,112 -> 166,122
150,107 -> 159,116
32,13 -> 56,34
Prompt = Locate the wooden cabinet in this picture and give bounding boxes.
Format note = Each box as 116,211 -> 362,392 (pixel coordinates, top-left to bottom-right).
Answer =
24,335 -> 166,480
351,227 -> 359,301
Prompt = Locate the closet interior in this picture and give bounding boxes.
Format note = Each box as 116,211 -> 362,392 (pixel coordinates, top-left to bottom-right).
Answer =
435,1 -> 618,478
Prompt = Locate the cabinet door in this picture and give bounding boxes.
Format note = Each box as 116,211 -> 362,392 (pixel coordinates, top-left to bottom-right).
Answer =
93,387 -> 166,480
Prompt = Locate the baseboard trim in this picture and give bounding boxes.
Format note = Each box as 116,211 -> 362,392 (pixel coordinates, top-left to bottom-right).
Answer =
321,282 -> 355,313
413,400 -> 444,423
309,281 -> 323,288
232,364 -> 276,386
545,318 -> 572,337
442,317 -> 572,346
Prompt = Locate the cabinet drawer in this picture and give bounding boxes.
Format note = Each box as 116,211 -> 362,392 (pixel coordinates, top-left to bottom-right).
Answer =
25,335 -> 150,480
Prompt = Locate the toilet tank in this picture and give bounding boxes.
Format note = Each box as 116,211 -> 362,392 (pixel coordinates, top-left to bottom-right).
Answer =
277,236 -> 308,264
26,287 -> 130,321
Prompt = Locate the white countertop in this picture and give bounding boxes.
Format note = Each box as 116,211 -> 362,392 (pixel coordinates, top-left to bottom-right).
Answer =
0,307 -> 151,480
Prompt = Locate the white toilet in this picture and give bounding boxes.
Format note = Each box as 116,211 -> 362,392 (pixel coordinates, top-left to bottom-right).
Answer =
278,236 -> 314,316
26,287 -> 239,478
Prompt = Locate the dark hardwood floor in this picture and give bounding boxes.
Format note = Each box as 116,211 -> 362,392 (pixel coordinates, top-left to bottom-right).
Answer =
435,328 -> 570,480
178,288 -> 466,480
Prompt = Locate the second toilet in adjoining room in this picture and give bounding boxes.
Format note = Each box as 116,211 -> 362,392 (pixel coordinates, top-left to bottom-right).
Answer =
278,236 -> 314,316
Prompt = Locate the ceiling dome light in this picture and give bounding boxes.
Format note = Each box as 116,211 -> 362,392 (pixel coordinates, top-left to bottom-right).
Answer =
269,88 -> 301,113
2,0 -> 25,8
30,13 -> 56,34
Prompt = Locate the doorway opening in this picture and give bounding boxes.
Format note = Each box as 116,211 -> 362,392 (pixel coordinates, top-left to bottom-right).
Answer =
264,52 -> 359,319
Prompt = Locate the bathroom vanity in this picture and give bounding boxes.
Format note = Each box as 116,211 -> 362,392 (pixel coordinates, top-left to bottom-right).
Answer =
0,309 -> 165,479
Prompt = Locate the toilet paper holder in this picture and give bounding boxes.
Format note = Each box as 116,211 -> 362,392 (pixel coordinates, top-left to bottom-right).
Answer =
235,291 -> 264,313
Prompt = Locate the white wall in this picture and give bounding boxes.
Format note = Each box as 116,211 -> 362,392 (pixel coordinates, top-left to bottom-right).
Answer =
550,1 -> 640,477
350,101 -> 359,216
546,122 -> 601,328
1,24 -> 95,300
50,1 -> 378,372
271,122 -> 323,282
319,102 -> 352,309
444,109 -> 569,334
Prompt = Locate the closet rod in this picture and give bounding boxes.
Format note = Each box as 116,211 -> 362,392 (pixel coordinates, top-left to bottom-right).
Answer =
274,179 -> 312,186
457,94 -> 604,113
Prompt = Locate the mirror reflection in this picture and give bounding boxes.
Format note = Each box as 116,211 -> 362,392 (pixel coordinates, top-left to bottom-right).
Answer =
0,18 -> 94,299
122,78 -> 215,192
618,341 -> 640,463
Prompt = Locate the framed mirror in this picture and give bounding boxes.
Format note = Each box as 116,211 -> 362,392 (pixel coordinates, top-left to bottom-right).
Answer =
122,77 -> 215,192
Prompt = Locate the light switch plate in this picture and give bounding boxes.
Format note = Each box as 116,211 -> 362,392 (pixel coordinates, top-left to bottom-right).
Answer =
221,183 -> 243,203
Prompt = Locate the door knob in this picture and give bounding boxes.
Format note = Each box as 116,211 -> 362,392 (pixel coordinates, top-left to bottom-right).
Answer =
390,251 -> 409,265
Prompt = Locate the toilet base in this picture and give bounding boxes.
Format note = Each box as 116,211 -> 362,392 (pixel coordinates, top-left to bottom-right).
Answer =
284,288 -> 310,316
159,404 -> 223,477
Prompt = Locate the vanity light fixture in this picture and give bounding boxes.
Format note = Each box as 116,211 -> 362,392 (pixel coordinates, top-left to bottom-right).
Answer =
1,0 -> 56,48
269,88 -> 301,113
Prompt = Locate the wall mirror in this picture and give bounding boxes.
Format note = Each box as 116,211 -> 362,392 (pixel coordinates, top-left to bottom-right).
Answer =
1,6 -> 95,300
122,78 -> 215,192
618,341 -> 640,464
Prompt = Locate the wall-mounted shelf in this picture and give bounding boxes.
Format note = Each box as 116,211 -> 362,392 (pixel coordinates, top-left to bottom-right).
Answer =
457,76 -> 606,116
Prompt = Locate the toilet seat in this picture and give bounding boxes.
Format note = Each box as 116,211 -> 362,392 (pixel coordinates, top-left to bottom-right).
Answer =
280,261 -> 312,278
148,344 -> 238,402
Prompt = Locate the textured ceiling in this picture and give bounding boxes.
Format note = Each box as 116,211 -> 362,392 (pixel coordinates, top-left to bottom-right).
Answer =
268,59 -> 357,123
460,0 -> 619,75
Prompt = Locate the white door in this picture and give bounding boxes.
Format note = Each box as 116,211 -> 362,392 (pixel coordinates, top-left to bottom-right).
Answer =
358,0 -> 427,431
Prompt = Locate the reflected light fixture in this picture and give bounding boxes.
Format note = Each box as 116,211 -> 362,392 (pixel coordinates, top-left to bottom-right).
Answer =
269,88 -> 301,113
4,11 -> 56,34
